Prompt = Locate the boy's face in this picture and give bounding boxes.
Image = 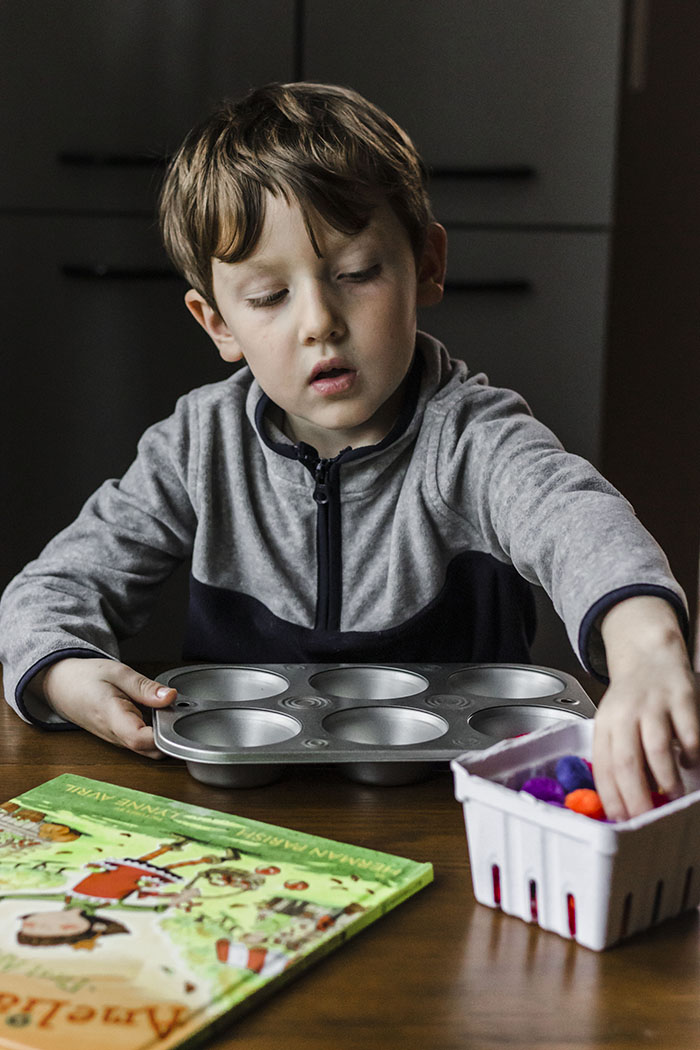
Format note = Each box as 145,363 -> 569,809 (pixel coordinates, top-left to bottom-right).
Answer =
186,194 -> 445,458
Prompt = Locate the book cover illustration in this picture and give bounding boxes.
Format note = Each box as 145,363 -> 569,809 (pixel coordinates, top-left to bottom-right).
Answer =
0,774 -> 432,1050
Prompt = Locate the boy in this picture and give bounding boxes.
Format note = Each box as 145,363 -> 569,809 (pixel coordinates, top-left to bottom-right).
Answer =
0,83 -> 697,822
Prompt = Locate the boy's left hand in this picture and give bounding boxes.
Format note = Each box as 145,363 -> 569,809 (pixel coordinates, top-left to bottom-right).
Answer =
593,595 -> 700,821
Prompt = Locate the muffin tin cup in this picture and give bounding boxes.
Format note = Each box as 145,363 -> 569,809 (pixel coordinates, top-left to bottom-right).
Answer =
154,663 -> 597,787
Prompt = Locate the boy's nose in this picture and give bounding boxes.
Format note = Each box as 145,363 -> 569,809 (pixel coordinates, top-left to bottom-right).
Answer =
297,284 -> 346,345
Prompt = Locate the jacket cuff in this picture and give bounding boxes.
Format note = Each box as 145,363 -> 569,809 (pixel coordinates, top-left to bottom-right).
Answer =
15,648 -> 113,728
578,585 -> 689,683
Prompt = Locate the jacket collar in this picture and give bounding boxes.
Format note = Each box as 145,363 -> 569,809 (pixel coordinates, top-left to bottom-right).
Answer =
252,348 -> 423,467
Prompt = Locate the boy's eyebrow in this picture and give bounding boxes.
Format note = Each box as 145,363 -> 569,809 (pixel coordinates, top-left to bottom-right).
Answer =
232,260 -> 281,275
213,258 -> 285,286
216,256 -> 280,274
218,240 -> 378,281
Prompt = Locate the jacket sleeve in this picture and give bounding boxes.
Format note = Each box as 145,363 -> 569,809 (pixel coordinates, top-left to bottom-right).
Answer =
430,374 -> 688,679
0,394 -> 199,725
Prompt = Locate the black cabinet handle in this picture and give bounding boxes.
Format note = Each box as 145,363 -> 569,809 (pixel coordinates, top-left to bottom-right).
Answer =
62,264 -> 181,280
444,279 -> 533,294
57,151 -> 169,168
430,166 -> 536,180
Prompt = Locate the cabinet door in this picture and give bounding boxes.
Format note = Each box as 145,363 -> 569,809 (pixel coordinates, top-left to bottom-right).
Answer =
419,229 -> 611,464
304,0 -> 623,225
1,213 -> 233,588
0,0 -> 295,210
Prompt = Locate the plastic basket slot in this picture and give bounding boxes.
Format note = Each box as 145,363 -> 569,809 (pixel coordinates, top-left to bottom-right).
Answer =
619,892 -> 633,940
492,864 -> 501,906
529,879 -> 538,923
566,893 -> 576,937
680,866 -> 694,912
651,880 -> 664,925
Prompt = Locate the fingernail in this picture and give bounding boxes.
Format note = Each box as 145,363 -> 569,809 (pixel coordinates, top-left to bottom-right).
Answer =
156,686 -> 173,699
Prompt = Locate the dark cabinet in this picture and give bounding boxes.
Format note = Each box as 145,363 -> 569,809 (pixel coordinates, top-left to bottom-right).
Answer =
1,1 -> 296,659
305,0 -> 622,226
0,0 -> 296,211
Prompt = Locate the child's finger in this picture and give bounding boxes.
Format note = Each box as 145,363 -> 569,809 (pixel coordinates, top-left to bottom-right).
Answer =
670,691 -> 700,767
612,735 -> 655,818
640,714 -> 684,800
596,719 -> 653,819
110,698 -> 163,758
125,725 -> 163,760
103,663 -> 177,708
592,722 -> 628,821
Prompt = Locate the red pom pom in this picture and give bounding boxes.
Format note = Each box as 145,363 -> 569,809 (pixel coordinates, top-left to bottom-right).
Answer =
651,790 -> 671,808
565,788 -> 607,821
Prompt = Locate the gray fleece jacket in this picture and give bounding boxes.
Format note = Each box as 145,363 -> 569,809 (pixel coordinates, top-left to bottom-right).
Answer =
0,332 -> 686,726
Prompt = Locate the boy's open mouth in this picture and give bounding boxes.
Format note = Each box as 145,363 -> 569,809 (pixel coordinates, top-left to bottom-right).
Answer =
314,367 -> 350,380
309,360 -> 357,394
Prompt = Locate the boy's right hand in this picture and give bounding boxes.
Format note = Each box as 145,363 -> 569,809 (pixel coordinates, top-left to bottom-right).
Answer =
34,658 -> 177,758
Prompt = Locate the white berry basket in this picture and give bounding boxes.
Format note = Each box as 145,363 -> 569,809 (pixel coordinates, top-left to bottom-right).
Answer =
451,719 -> 700,950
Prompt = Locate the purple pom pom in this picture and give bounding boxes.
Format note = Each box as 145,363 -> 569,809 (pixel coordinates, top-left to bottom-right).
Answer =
555,755 -> 595,793
521,776 -> 566,805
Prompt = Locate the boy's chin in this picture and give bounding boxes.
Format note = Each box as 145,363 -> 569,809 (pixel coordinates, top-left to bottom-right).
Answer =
283,396 -> 401,455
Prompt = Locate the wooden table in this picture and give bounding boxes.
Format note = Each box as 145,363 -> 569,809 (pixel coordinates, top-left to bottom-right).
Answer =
2,688 -> 700,1050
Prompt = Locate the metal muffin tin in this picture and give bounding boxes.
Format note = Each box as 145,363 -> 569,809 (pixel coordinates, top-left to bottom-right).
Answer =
153,662 -> 597,787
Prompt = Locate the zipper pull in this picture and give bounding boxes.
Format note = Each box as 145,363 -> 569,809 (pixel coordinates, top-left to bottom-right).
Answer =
313,460 -> 330,505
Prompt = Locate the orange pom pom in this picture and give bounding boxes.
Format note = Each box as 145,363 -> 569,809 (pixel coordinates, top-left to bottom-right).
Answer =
565,788 -> 607,821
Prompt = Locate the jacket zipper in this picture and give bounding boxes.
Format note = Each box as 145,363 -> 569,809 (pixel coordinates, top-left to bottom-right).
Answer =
255,352 -> 423,635
313,458 -> 333,630
298,445 -> 346,631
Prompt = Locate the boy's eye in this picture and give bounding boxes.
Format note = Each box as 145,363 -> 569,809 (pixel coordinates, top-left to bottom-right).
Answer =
340,263 -> 381,282
246,289 -> 287,309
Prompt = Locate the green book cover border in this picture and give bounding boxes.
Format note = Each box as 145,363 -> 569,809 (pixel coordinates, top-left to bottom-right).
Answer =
9,774 -> 433,887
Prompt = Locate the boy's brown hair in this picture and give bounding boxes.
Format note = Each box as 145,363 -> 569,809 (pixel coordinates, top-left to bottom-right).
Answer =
159,82 -> 433,310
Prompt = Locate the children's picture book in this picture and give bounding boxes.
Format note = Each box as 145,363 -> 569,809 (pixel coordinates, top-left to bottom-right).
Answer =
0,774 -> 432,1050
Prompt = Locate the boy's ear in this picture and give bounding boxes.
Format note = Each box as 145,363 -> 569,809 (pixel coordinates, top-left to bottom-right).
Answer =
416,222 -> 447,308
184,289 -> 244,363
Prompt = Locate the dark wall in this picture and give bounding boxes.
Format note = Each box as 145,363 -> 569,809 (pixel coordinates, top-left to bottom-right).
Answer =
603,0 -> 700,658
